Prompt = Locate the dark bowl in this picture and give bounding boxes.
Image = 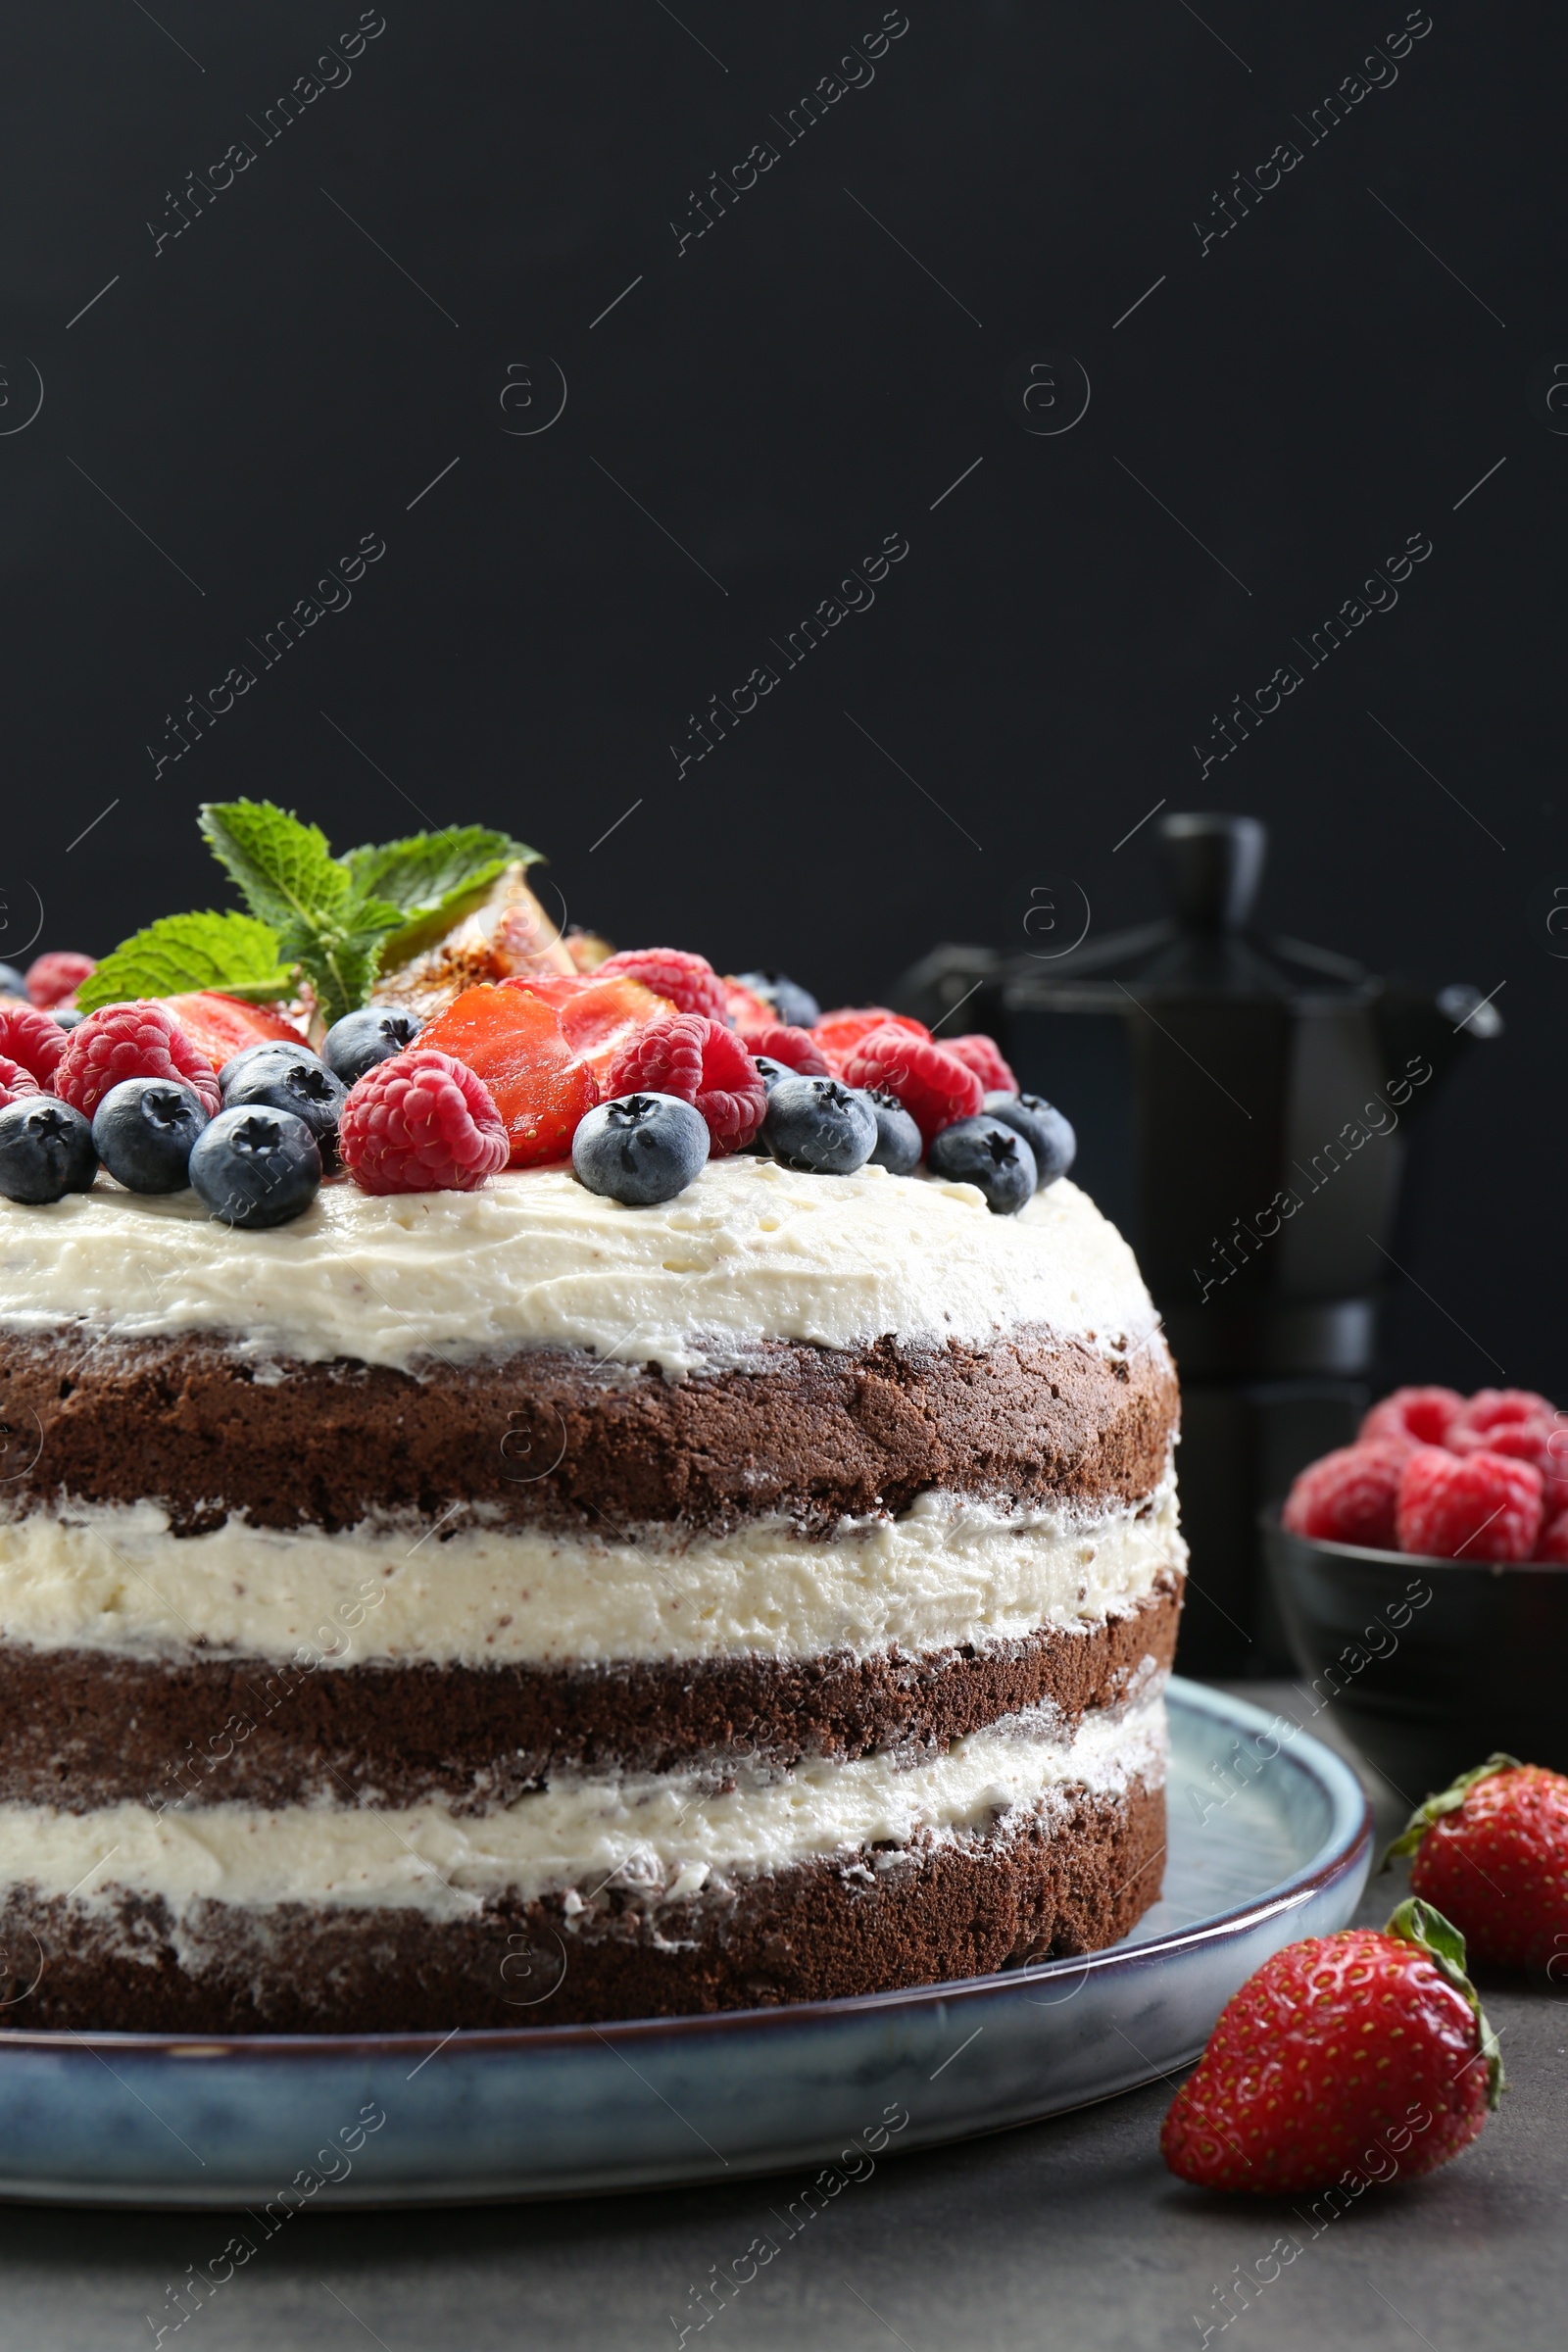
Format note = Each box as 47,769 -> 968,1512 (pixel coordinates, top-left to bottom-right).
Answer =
1261,1509 -> 1568,1801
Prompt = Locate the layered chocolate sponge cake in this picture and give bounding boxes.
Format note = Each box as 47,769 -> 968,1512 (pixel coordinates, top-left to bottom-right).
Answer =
0,1156 -> 1181,2031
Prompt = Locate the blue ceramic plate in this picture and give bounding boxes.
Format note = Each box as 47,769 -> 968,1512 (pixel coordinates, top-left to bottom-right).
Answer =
0,1679 -> 1369,2207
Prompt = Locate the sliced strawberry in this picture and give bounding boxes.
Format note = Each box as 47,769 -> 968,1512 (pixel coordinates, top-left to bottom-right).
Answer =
158,992 -> 307,1073
811,1006 -> 930,1072
419,985 -> 599,1166
723,978 -> 775,1031
501,972 -> 671,1087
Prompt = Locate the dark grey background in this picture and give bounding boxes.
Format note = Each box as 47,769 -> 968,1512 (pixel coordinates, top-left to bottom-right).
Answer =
3,0 -> 1557,1402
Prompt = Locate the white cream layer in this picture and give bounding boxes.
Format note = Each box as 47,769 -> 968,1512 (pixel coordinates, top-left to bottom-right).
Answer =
0,1162 -> 1157,1375
0,1690 -> 1167,1918
0,1482 -> 1183,1666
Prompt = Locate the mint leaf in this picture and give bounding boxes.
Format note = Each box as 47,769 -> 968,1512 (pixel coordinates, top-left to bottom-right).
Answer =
344,827 -> 537,913
76,912 -> 294,1013
199,798 -> 407,1026
200,800 -> 351,934
345,828 -> 539,973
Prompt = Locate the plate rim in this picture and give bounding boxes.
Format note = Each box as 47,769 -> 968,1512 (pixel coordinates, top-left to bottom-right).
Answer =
0,1676 -> 1372,2065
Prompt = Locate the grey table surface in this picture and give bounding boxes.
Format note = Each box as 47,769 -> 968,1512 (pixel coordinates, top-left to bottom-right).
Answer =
6,1684 -> 1564,2352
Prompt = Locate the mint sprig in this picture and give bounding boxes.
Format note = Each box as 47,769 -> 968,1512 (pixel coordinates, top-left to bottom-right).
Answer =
199,800 -> 403,1027
76,910 -> 295,1013
86,802 -> 541,1027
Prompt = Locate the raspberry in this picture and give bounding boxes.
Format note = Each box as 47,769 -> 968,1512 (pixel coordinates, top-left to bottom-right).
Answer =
1395,1445 -> 1543,1562
0,1055 -> 41,1110
1358,1386 -> 1466,1451
55,1002 -> 220,1123
811,1007 -> 929,1072
840,1025 -> 983,1145
738,1021 -> 830,1077
594,949 -> 727,1024
1538,1509 -> 1568,1563
25,952 -> 95,1008
338,1048 -> 510,1196
0,1004 -> 67,1089
945,1034 -> 1017,1095
607,1013 -> 765,1154
1448,1390 -> 1555,1462
1283,1443 -> 1405,1548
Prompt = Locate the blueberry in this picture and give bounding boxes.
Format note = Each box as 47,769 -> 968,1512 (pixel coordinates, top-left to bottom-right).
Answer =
927,1115 -> 1036,1214
92,1078 -> 209,1195
982,1090 -> 1076,1189
0,1099 -> 97,1204
572,1092 -> 710,1205
321,1006 -> 422,1087
0,963 -> 24,998
753,1055 -> 789,1094
223,1048 -> 347,1166
51,1008 -> 86,1031
220,1038 -> 324,1093
735,969 -> 821,1030
859,1088 -> 922,1176
762,1076 -> 876,1176
189,1105 -> 322,1228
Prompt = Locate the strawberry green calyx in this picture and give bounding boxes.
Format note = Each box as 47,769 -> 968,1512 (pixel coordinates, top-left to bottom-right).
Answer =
1382,1754 -> 1523,1868
1384,1896 -> 1505,2109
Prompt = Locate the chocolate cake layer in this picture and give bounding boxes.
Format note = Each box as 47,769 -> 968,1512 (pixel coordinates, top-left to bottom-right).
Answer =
0,1579 -> 1180,1810
0,1780 -> 1163,2032
0,1324 -> 1177,1536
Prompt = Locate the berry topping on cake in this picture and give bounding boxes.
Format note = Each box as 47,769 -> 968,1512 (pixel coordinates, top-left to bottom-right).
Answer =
607,1013 -> 766,1154
810,1006 -> 929,1072
1395,1444 -> 1544,1561
0,1099 -> 97,1204
1386,1757 -> 1568,1972
55,1003 -> 221,1123
594,948 -> 728,1024
734,969 -> 821,1030
321,1007 -> 422,1088
946,1033 -> 1016,1095
223,1046 -> 347,1167
1283,1442 -> 1405,1548
926,1113 -> 1036,1214
760,1076 -> 877,1176
0,1004 -> 68,1089
0,1056 -> 41,1110
220,1039 -> 324,1093
861,1088 -> 922,1174
839,1026 -> 982,1144
92,1079 -> 209,1196
338,1047 -> 510,1196
154,993 -> 306,1075
502,972 -> 671,1086
721,977 -> 777,1032
189,1104 -> 322,1227
1359,1385 -> 1467,1451
25,952 -> 96,1008
1161,1900 -> 1500,2193
738,1021 -> 831,1077
418,986 -> 600,1167
572,1092 -> 710,1205
982,1090 -> 1076,1189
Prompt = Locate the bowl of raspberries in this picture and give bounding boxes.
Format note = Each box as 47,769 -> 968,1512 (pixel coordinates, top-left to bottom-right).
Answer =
1263,1387 -> 1568,1793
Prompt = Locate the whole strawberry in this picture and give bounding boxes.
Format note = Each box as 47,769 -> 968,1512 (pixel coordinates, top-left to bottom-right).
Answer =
1161,1899 -> 1501,2193
1386,1755 -> 1568,1971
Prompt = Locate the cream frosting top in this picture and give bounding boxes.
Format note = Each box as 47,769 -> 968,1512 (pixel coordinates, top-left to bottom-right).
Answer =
0,1159 -> 1157,1376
